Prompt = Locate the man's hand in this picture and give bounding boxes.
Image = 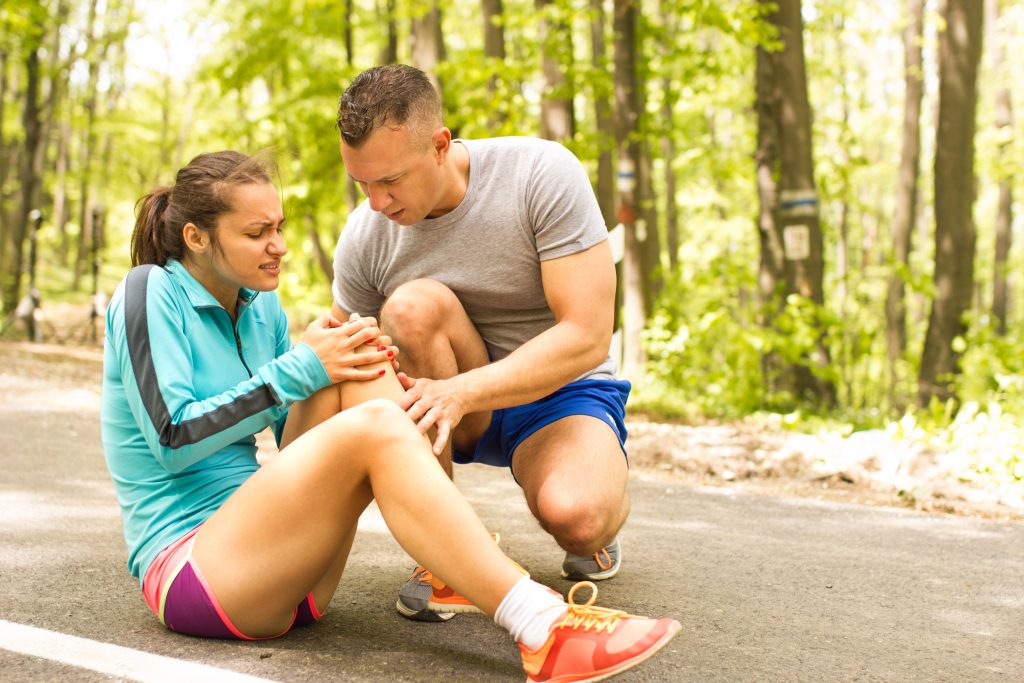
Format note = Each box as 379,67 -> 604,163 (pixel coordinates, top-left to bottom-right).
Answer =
396,372 -> 466,456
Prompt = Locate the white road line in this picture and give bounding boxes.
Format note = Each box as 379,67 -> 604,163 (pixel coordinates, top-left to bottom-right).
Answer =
0,619 -> 279,683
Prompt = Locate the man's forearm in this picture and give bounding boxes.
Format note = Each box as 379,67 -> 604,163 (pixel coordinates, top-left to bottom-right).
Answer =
455,320 -> 611,415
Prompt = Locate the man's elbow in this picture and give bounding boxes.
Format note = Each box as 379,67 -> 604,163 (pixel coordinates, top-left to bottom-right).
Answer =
581,325 -> 613,368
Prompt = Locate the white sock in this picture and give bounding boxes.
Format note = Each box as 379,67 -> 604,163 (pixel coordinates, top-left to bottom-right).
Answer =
494,576 -> 568,651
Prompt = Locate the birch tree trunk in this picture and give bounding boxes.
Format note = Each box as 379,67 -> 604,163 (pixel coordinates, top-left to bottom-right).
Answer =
755,0 -> 834,404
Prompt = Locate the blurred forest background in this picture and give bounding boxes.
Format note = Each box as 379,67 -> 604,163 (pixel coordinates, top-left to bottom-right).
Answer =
0,0 -> 1022,490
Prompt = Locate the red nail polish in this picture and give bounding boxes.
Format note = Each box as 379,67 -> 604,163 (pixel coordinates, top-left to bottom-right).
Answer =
378,369 -> 386,376
378,345 -> 387,351
387,351 -> 394,358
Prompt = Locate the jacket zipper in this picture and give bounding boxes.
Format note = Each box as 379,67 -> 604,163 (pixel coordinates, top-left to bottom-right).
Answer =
229,294 -> 257,378
234,324 -> 253,378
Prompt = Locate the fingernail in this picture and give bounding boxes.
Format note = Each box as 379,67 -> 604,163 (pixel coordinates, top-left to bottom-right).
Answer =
387,351 -> 394,358
378,369 -> 386,376
378,345 -> 387,351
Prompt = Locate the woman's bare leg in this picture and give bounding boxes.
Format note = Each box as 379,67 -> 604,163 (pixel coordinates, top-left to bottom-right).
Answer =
270,359 -> 409,611
193,358 -> 520,637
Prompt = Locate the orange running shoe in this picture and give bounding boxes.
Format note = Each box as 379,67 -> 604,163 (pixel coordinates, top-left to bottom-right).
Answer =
519,581 -> 681,683
427,533 -> 529,615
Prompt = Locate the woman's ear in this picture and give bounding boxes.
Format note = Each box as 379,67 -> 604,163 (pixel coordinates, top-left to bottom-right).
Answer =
182,222 -> 208,255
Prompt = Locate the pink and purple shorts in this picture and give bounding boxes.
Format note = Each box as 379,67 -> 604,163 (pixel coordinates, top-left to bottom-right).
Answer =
142,526 -> 325,639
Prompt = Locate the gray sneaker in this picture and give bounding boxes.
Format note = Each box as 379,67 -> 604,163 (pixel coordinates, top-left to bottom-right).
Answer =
395,566 -> 456,622
561,538 -> 622,581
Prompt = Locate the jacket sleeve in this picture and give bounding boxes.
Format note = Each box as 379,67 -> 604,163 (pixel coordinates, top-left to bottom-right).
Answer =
271,301 -> 295,446
112,266 -> 330,473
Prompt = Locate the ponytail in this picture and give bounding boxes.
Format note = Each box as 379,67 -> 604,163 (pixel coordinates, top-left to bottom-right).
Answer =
131,187 -> 172,266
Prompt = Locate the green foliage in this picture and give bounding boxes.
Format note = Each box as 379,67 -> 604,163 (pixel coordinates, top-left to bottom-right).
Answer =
4,0 -> 1023,459
637,216 -> 766,418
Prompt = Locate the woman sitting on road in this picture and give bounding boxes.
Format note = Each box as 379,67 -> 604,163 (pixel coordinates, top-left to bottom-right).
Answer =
100,150 -> 679,682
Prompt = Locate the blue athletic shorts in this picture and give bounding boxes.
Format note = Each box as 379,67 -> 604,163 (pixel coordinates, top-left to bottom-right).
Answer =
453,378 -> 632,469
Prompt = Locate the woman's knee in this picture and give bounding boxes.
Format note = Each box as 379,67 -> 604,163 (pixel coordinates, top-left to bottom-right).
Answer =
381,279 -> 459,339
322,400 -> 424,460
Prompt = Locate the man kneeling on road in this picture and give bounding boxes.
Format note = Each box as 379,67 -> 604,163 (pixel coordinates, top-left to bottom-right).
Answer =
332,64 -> 631,622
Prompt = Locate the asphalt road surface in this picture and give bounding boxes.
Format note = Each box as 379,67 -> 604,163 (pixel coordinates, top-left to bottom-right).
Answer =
1,346 -> 1021,682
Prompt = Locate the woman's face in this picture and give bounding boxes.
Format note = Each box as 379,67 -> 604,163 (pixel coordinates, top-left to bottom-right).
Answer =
194,182 -> 287,301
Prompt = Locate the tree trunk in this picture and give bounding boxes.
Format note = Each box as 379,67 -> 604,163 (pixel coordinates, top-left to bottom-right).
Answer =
3,46 -> 43,315
987,0 -> 1012,336
410,2 -> 446,98
613,0 -> 645,379
589,0 -> 615,229
53,116 -> 70,264
661,95 -> 678,269
918,0 -> 983,406
755,0 -> 834,405
73,0 -> 103,291
482,0 -> 505,59
379,0 -> 398,64
0,49 -> 9,269
343,0 -> 354,65
343,0 -> 359,211
886,0 -> 924,397
637,137 -> 661,313
660,0 -> 679,269
481,0 -> 505,128
755,40 -> 785,399
306,214 -> 334,283
537,0 -> 574,142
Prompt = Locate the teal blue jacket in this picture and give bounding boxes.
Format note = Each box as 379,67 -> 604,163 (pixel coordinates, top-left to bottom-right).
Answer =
101,259 -> 330,582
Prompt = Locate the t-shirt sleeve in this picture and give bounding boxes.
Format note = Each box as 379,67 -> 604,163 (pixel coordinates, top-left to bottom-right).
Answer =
525,142 -> 609,261
332,215 -> 387,317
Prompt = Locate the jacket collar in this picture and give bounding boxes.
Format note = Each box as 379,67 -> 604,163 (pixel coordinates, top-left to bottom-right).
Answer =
165,258 -> 257,311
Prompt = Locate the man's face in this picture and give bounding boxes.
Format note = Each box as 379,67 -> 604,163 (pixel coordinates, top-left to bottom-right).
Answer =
340,125 -> 446,226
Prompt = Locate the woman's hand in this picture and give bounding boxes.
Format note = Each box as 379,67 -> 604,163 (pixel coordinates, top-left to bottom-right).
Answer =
300,313 -> 396,384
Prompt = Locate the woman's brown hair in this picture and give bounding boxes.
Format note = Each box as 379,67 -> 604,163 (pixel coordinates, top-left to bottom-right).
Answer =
131,151 -> 274,267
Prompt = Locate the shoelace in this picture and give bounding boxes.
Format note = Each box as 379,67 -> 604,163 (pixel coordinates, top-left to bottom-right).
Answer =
410,566 -> 432,584
553,581 -> 637,635
593,546 -> 613,571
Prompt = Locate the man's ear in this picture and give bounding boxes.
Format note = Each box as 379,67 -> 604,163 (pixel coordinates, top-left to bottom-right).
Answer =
182,222 -> 208,255
431,127 -> 452,162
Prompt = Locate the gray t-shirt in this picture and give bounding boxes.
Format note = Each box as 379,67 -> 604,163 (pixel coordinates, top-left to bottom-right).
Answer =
332,136 -> 616,379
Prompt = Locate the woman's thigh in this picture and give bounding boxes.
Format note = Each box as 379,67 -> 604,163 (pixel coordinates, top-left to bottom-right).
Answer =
144,527 -> 325,640
191,405 -> 395,637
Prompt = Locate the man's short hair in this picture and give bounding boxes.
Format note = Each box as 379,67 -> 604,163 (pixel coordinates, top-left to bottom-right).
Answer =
336,65 -> 443,149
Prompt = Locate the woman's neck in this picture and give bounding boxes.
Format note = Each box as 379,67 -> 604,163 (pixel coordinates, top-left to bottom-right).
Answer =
181,258 -> 239,319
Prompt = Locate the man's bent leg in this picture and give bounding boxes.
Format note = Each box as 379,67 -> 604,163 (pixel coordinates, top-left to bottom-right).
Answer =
512,416 -> 630,558
380,278 -> 491,471
379,278 -> 493,621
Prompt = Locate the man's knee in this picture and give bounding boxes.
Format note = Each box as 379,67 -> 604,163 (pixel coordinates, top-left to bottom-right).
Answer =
381,279 -> 458,339
533,490 -> 623,551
